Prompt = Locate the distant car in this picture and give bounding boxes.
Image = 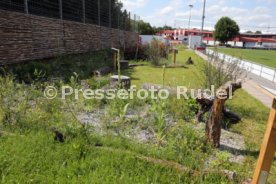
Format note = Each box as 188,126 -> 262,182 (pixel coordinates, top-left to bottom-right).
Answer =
196,46 -> 206,51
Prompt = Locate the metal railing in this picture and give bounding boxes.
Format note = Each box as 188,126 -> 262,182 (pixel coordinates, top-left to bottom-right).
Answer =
0,0 -> 140,32
206,49 -> 276,83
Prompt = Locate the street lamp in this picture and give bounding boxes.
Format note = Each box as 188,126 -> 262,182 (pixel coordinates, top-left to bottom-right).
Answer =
188,4 -> 193,30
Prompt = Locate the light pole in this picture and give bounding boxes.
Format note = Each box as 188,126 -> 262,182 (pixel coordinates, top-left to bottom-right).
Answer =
200,0 -> 206,45
188,4 -> 193,30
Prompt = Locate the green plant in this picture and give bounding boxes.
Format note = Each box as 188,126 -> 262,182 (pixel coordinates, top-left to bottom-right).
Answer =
69,72 -> 80,89
146,38 -> 168,66
162,65 -> 166,88
0,75 -> 31,127
150,99 -> 167,146
119,103 -> 130,124
204,46 -> 244,90
210,151 -> 231,169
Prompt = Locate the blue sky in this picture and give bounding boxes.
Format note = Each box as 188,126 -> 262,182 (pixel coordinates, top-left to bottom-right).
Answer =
121,0 -> 276,33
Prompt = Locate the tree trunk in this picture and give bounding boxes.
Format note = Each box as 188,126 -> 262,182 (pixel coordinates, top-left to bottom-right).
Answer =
206,96 -> 226,148
203,80 -> 242,148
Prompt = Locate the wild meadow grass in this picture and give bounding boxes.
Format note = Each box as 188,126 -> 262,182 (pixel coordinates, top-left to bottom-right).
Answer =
0,46 -> 273,183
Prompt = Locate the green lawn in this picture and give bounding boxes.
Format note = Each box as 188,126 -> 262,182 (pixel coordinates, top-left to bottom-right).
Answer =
124,49 -> 206,88
213,47 -> 276,68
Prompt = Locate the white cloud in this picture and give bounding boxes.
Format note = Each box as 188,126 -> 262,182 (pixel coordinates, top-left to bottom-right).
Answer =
123,0 -> 276,33
159,6 -> 174,15
121,0 -> 149,11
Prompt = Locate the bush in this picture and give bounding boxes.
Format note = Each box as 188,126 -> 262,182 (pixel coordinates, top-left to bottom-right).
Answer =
1,51 -> 112,83
142,39 -> 169,65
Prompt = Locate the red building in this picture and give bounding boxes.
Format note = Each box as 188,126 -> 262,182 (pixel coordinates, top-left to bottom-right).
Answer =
157,29 -> 276,48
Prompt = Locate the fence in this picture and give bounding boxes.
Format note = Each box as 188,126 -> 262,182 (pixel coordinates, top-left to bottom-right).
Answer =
0,0 -> 140,32
206,49 -> 276,83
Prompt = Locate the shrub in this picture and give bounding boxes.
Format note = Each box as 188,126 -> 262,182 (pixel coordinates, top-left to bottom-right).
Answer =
145,38 -> 169,65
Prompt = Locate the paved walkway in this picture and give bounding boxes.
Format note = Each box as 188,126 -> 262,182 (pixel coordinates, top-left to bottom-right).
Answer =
195,50 -> 275,108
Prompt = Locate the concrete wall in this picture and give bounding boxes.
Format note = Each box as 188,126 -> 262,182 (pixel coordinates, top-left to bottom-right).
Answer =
263,42 -> 276,48
204,40 -> 219,46
227,41 -> 243,47
0,10 -> 139,65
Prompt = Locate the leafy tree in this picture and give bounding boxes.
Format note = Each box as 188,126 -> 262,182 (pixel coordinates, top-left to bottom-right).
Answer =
154,25 -> 173,33
138,20 -> 155,35
245,31 -> 253,34
255,30 -> 262,34
138,22 -> 175,35
214,17 -> 240,44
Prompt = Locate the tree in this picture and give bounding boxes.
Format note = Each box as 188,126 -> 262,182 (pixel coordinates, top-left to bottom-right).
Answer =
154,25 -> 174,33
214,17 -> 240,44
196,47 -> 245,148
245,31 -> 253,34
138,20 -> 155,35
255,31 -> 262,34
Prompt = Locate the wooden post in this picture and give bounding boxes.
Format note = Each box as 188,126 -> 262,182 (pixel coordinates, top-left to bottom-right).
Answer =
113,52 -> 117,72
173,49 -> 176,65
252,98 -> 276,184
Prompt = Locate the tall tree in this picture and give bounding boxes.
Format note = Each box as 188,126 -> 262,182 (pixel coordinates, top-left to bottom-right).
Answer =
154,25 -> 173,33
138,20 -> 155,35
214,17 -> 240,44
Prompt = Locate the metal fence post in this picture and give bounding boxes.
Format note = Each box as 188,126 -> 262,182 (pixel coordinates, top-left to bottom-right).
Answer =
98,0 -> 100,26
129,12 -> 131,31
59,0 -> 63,20
109,0 -> 111,28
24,0 -> 28,14
82,0 -> 86,23
273,70 -> 276,83
109,0 -> 112,48
134,14 -> 136,32
260,66 -> 263,77
137,15 -> 140,33
242,61 -> 245,70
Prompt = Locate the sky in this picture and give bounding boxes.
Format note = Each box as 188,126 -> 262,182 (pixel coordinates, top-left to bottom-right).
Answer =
121,0 -> 276,33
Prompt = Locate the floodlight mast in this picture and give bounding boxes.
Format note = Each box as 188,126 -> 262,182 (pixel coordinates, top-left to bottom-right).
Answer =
200,0 -> 206,45
188,4 -> 193,30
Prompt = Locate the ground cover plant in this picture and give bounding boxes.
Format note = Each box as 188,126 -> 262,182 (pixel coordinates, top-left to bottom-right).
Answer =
0,45 -> 274,183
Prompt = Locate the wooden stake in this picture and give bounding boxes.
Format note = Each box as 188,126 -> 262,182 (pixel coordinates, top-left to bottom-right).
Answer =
173,49 -> 176,65
252,98 -> 276,184
113,52 -> 117,72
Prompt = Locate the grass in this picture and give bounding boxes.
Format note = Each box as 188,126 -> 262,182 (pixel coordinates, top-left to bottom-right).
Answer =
0,45 -> 274,183
212,47 -> 276,68
123,49 -> 206,88
0,131 -> 202,183
227,89 -> 273,182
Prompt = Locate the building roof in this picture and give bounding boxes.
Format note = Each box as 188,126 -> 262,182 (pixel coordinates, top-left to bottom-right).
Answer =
159,28 -> 212,35
240,37 -> 276,43
159,29 -> 276,43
